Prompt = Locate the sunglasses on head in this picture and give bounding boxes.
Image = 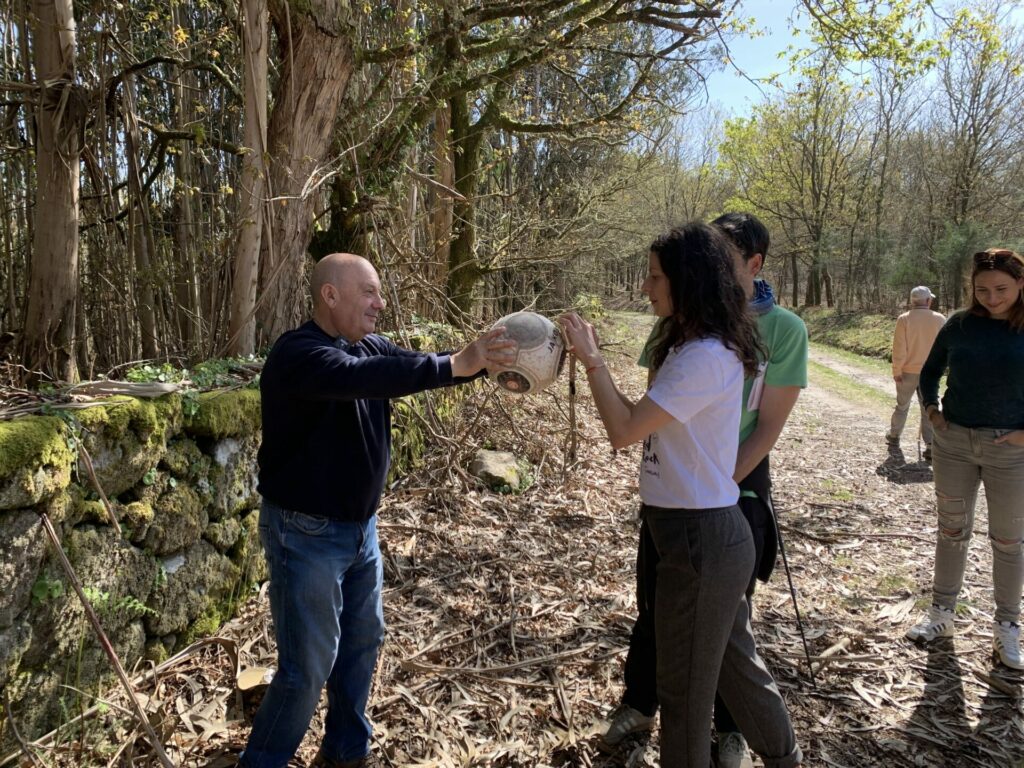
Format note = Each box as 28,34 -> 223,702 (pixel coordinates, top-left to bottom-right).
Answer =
973,249 -> 1024,271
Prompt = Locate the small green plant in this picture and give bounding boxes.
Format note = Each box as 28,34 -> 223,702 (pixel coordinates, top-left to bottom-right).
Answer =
182,391 -> 200,418
877,573 -> 914,596
31,575 -> 64,605
573,293 -> 607,320
833,553 -> 854,569
82,586 -> 156,618
141,467 -> 158,486
81,585 -> 109,607
125,362 -> 181,384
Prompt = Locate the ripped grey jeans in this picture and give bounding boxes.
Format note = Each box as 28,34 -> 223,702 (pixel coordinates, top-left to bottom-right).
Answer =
931,423 -> 1024,624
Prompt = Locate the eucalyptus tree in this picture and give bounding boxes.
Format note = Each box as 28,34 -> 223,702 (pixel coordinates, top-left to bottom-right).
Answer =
284,1 -> 734,328
19,0 -> 86,383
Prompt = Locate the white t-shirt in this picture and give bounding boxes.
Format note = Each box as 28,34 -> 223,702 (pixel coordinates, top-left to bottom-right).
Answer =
640,337 -> 743,509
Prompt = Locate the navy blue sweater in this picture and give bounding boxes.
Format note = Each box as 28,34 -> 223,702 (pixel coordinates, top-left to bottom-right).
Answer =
257,321 -> 462,521
920,311 -> 1024,429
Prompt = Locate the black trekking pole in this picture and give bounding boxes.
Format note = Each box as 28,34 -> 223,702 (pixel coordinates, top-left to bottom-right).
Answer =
768,492 -> 817,688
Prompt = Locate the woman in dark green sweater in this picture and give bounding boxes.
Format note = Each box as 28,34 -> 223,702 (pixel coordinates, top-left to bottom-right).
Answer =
906,248 -> 1024,670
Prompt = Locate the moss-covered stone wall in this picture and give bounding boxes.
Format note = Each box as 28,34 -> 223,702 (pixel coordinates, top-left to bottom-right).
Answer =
0,384 -> 453,751
0,390 -> 266,751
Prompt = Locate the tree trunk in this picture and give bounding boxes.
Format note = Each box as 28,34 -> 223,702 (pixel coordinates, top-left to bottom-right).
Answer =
446,91 -> 487,320
426,105 -> 453,316
20,0 -> 85,383
257,0 -> 355,345
790,252 -> 799,307
227,0 -> 269,356
170,2 -> 203,357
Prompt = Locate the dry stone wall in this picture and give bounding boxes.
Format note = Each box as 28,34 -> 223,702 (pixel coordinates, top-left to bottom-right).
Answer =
0,390 -> 266,749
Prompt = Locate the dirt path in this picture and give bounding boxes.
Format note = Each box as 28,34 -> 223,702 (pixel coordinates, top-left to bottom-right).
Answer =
808,344 -> 895,397
766,341 -> 1021,768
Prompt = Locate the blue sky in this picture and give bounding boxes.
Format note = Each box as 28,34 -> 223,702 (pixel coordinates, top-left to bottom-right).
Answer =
703,0 -> 1024,116
702,0 -> 809,116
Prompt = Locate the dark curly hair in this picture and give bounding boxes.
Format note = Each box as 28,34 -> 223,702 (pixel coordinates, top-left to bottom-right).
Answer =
647,222 -> 763,376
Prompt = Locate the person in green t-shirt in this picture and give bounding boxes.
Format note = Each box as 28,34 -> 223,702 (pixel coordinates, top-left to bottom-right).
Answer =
604,213 -> 808,768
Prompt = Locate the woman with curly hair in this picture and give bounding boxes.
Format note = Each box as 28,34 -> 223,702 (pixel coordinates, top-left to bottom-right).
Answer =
561,222 -> 802,768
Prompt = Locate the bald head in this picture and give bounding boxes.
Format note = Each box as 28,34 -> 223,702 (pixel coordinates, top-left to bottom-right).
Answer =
311,253 -> 386,340
311,253 -> 372,307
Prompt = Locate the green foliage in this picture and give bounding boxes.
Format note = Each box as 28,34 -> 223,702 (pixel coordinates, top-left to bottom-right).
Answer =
798,309 -> 894,360
31,575 -> 64,605
125,357 -> 260,390
795,0 -> 942,78
81,586 -> 157,619
573,293 -> 606,320
126,363 -> 182,384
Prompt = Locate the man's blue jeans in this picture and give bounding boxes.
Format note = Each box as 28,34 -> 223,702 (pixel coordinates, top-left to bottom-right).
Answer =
241,500 -> 385,767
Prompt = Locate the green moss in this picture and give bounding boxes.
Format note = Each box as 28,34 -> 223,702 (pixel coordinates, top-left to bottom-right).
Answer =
144,485 -> 205,556
76,396 -> 181,440
76,398 -> 133,437
123,501 -> 154,529
143,639 -> 169,665
160,437 -> 206,477
0,416 -> 72,480
185,605 -> 223,644
184,390 -> 261,438
388,387 -> 464,481
76,499 -> 110,525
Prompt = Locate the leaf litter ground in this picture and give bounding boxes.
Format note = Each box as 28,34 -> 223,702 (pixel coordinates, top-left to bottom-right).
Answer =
9,313 -> 1022,768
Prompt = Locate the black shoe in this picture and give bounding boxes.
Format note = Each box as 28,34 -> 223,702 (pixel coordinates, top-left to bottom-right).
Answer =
923,446 -> 932,463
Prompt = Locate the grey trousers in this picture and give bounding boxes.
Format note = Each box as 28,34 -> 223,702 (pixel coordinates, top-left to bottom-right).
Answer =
931,423 -> 1024,624
644,505 -> 802,768
889,372 -> 934,444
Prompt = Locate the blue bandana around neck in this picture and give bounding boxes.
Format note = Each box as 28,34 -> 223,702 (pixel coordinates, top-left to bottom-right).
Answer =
749,279 -> 775,316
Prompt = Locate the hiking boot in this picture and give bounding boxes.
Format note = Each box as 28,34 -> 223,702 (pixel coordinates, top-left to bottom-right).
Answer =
906,605 -> 955,643
717,731 -> 754,768
602,704 -> 655,746
993,621 -> 1024,670
923,446 -> 933,463
311,749 -> 382,768
885,434 -> 900,446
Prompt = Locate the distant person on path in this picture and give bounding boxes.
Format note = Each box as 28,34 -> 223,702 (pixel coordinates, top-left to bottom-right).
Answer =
604,213 -> 808,768
562,222 -> 803,768
240,253 -> 516,768
887,286 -> 945,461
906,248 -> 1024,671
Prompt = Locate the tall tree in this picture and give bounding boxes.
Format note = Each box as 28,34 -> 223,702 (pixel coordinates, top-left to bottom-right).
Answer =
255,0 -> 356,345
226,0 -> 269,356
20,0 -> 86,382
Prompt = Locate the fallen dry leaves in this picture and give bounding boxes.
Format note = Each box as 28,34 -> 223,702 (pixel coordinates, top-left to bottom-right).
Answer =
3,315 -> 1022,768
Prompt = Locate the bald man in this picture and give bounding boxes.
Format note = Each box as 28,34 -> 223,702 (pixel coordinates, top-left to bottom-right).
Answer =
241,254 -> 515,768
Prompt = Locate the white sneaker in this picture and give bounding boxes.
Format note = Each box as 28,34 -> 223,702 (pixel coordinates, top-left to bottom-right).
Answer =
602,704 -> 655,746
906,605 -> 955,642
993,621 -> 1024,670
717,731 -> 753,768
